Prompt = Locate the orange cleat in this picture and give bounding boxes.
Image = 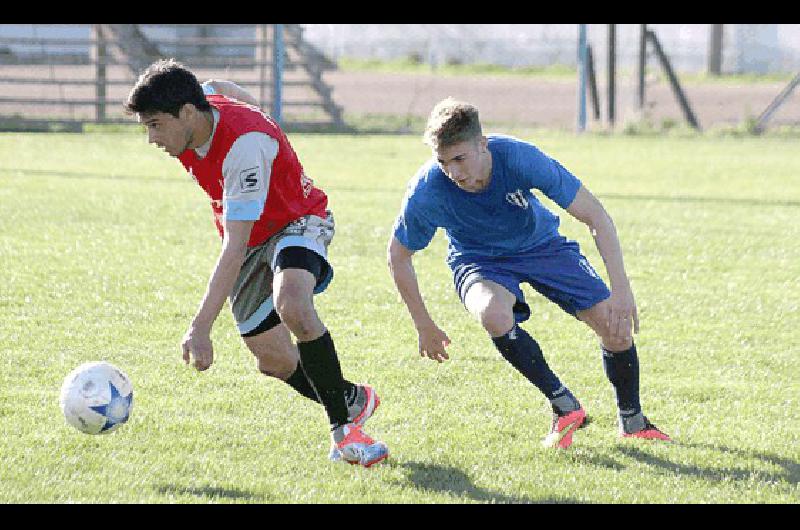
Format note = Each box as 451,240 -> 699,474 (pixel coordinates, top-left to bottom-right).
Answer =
622,417 -> 672,442
334,423 -> 389,468
350,384 -> 380,427
542,408 -> 587,449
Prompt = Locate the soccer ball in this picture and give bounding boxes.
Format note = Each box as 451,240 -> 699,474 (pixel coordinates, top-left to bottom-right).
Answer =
59,361 -> 134,435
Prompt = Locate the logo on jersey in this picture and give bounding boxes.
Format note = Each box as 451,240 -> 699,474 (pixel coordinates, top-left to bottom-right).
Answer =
506,189 -> 529,209
238,167 -> 261,193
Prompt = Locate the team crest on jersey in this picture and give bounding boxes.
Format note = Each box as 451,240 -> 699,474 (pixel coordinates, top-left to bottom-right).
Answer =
506,189 -> 529,209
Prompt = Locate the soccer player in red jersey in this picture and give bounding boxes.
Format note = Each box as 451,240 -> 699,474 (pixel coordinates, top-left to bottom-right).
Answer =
125,59 -> 387,467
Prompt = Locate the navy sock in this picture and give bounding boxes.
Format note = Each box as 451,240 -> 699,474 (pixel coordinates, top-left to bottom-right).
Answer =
296,331 -> 350,430
601,342 -> 642,420
492,324 -> 578,414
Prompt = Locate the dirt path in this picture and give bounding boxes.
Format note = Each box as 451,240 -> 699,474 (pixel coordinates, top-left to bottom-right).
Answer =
324,70 -> 799,131
0,65 -> 796,131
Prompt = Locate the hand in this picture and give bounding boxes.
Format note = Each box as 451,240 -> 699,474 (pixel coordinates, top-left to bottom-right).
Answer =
181,325 -> 214,371
416,323 -> 451,363
605,288 -> 639,342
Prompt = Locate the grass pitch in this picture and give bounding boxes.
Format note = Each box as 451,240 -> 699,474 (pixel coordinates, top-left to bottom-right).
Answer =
0,130 -> 798,503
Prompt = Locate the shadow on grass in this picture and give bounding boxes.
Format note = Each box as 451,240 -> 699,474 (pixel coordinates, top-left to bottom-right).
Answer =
394,461 -> 583,504
155,484 -> 265,502
617,442 -> 800,486
573,441 -> 798,486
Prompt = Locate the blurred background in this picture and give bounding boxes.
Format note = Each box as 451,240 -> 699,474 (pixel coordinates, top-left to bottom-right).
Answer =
0,24 -> 798,134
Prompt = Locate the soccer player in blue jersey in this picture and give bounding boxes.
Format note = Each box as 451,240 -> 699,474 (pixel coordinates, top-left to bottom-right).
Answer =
387,98 -> 670,449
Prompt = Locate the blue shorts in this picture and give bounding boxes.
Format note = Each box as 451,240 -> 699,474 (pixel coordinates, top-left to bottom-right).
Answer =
449,236 -> 611,323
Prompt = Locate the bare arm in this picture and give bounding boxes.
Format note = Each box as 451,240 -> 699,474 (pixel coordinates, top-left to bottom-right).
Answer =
566,185 -> 639,336
387,236 -> 450,362
203,79 -> 260,107
182,219 -> 254,370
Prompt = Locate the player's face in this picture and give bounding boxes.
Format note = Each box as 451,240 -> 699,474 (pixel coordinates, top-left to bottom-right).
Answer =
139,110 -> 192,157
435,137 -> 491,192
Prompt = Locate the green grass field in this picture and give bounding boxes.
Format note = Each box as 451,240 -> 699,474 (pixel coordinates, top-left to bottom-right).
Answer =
1,130 -> 798,503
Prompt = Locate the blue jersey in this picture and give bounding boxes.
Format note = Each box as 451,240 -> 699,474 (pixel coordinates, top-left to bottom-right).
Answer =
394,134 -> 582,262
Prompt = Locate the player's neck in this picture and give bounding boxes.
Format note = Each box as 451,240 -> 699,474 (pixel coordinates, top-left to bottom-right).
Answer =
188,110 -> 215,150
476,152 -> 493,191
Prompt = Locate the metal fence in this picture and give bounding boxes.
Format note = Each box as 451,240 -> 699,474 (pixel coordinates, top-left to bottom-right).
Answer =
0,24 -> 343,131
1,24 -> 798,133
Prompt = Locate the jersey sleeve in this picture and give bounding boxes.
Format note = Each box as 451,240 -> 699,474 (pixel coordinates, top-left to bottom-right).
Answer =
510,141 -> 582,209
393,183 -> 438,252
220,132 -> 278,221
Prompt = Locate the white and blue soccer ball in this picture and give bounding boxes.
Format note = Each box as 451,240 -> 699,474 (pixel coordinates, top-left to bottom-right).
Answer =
59,361 -> 134,435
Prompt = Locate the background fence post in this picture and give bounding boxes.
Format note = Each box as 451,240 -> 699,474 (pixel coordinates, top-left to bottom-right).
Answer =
272,24 -> 284,124
607,24 -> 616,127
257,24 -> 268,110
93,24 -> 107,122
576,24 -> 587,133
637,24 -> 647,113
708,24 -> 724,76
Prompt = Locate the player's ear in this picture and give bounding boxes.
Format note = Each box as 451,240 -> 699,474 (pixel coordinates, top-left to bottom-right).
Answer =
178,103 -> 195,121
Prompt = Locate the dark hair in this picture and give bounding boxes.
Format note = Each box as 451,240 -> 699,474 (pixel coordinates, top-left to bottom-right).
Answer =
124,58 -> 211,117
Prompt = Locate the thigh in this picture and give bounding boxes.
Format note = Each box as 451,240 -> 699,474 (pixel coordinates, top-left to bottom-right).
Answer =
463,279 -> 517,319
242,323 -> 299,379
464,279 -> 518,336
451,259 -> 531,323
272,267 -> 325,341
273,266 -> 317,306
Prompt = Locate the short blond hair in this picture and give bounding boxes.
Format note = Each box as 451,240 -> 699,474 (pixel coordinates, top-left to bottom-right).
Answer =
423,97 -> 483,149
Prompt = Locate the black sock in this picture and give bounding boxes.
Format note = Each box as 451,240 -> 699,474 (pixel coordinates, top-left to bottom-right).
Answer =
602,342 -> 642,419
296,331 -> 349,430
284,366 -> 358,407
492,324 -> 577,413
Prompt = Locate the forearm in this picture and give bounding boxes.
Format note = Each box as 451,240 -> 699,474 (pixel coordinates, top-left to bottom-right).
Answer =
588,212 -> 631,293
388,253 -> 436,330
567,186 -> 632,294
192,236 -> 248,329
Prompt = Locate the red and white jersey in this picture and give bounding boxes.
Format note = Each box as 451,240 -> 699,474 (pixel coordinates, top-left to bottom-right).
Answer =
178,94 -> 328,247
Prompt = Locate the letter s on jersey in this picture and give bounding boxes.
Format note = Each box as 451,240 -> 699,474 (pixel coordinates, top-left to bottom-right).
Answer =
238,167 -> 262,193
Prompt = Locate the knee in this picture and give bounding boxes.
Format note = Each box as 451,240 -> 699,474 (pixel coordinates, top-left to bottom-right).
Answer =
274,296 -> 318,339
478,304 -> 515,337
